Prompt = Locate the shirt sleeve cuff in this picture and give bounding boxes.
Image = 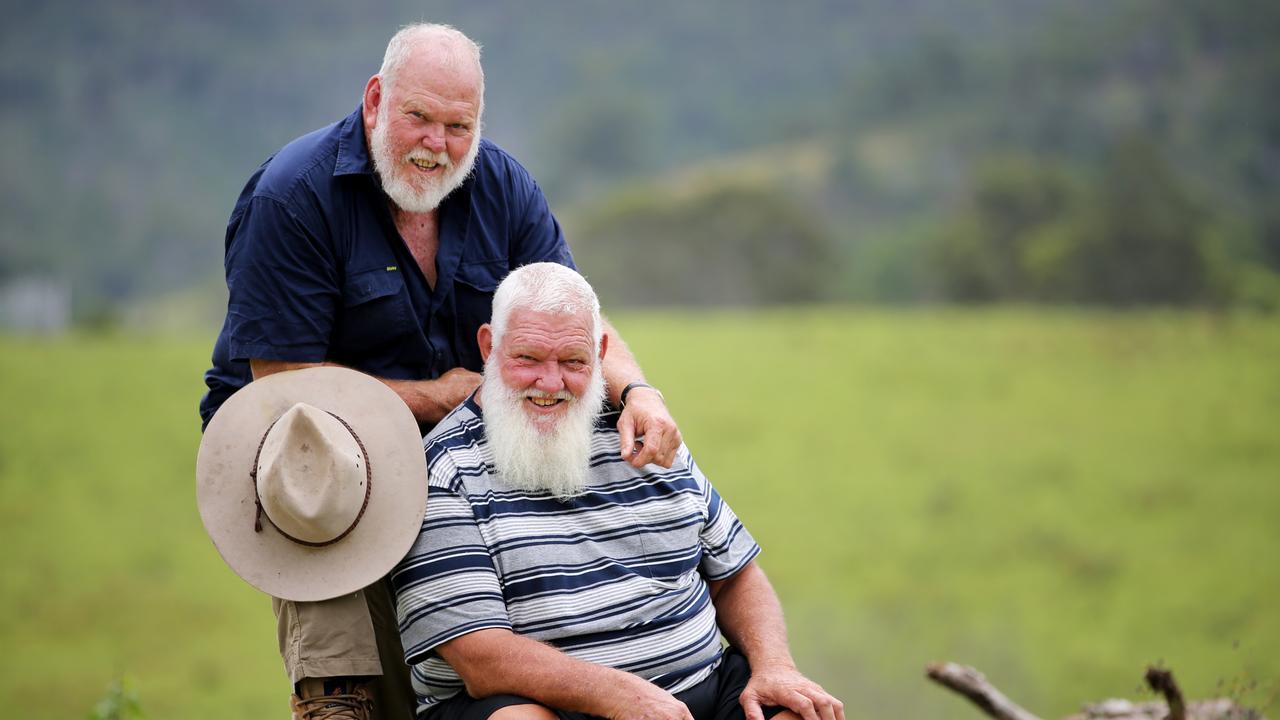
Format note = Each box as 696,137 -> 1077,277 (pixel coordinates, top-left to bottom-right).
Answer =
403,619 -> 515,666
228,341 -> 328,364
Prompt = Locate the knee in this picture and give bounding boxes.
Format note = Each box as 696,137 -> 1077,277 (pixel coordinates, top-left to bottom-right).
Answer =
488,703 -> 559,720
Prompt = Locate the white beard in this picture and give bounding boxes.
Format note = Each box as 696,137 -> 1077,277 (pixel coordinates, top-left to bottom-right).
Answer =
370,104 -> 481,213
479,360 -> 606,500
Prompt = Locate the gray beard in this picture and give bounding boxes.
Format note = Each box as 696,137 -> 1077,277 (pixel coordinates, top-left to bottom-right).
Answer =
479,360 -> 606,500
369,106 -> 481,213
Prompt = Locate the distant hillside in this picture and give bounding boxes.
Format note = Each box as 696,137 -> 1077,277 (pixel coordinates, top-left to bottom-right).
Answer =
2,0 -> 1277,319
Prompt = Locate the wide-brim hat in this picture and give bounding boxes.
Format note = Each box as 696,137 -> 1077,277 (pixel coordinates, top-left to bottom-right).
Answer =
196,367 -> 427,601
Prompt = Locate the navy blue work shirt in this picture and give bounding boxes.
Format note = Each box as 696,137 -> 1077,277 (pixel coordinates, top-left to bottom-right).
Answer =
199,106 -> 574,430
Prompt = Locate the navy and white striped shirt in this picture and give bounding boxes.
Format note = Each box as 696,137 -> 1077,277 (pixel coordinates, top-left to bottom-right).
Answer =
392,396 -> 761,715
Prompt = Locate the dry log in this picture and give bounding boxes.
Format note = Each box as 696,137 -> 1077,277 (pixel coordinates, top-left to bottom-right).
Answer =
1068,697 -> 1257,720
928,661 -> 1265,720
1145,667 -> 1186,720
925,662 -> 1044,720
1068,666 -> 1259,720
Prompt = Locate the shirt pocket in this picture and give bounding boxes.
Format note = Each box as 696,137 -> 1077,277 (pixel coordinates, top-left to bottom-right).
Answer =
455,259 -> 506,294
332,267 -> 412,357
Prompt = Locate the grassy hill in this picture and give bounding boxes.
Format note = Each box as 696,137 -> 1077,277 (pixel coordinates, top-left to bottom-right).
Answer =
2,309 -> 1277,718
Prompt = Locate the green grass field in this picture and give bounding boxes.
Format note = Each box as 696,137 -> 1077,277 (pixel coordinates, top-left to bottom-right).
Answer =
2,308 -> 1278,719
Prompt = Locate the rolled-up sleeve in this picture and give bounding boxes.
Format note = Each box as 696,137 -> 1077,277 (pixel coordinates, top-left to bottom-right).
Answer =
224,194 -> 339,363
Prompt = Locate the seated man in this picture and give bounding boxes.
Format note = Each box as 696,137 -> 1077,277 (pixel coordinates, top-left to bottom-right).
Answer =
392,263 -> 842,720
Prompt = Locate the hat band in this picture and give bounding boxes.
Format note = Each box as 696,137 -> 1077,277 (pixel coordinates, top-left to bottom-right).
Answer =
249,411 -> 373,548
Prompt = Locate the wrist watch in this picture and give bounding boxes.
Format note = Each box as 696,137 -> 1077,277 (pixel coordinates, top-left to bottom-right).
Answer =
620,381 -> 664,409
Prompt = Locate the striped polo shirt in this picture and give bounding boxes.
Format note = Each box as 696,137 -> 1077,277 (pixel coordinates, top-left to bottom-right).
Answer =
392,396 -> 761,715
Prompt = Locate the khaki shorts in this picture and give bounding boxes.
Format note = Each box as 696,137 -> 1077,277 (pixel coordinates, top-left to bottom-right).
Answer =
274,576 -> 416,720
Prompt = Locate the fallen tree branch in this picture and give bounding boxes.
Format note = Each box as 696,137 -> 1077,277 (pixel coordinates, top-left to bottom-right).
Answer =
1144,667 -> 1186,720
926,662 -> 1045,720
928,661 -> 1262,720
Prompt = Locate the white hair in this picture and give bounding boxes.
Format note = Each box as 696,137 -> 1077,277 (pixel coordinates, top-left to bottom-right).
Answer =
481,263 -> 606,500
480,355 -> 605,499
379,23 -> 485,117
490,263 -> 602,352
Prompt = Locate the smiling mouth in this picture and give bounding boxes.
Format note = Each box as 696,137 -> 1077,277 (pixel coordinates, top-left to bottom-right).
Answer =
526,396 -> 565,408
410,157 -> 443,171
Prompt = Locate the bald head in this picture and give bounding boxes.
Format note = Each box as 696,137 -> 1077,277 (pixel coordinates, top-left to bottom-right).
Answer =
378,24 -> 485,118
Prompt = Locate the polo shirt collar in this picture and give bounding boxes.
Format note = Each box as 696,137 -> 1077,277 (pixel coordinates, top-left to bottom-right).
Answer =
334,105 -> 374,177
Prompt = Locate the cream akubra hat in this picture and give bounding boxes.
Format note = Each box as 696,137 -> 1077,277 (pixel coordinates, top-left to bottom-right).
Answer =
196,367 -> 427,601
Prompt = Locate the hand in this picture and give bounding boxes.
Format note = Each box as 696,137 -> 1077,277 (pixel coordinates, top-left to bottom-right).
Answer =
416,368 -> 482,423
739,665 -> 844,720
605,676 -> 693,720
617,387 -> 681,468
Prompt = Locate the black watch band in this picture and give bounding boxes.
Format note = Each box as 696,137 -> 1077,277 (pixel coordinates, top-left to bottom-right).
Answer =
620,381 -> 662,409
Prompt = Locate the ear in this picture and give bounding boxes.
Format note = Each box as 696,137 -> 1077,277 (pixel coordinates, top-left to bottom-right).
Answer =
362,75 -> 382,130
478,324 -> 494,362
597,332 -> 609,365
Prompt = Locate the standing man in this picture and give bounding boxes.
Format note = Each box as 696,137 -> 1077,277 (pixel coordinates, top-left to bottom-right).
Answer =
199,24 -> 680,720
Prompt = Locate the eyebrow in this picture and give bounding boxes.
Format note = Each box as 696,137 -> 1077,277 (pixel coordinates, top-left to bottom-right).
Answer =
507,341 -> 591,357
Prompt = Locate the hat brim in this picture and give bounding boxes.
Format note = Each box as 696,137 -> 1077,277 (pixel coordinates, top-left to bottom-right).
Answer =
196,367 -> 427,601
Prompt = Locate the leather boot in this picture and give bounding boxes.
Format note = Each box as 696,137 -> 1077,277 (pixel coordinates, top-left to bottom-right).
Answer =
290,677 -> 374,720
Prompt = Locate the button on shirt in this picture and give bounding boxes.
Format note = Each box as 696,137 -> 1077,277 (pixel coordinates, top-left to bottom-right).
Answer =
200,107 -> 574,430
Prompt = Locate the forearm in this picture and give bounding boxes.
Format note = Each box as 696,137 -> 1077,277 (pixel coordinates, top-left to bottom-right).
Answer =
712,564 -> 845,720
601,317 -> 647,407
599,317 -> 681,467
249,358 -> 479,425
380,372 -> 479,424
710,562 -> 797,670
439,628 -> 665,718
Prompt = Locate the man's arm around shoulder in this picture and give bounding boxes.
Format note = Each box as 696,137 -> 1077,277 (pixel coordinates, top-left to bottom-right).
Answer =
708,562 -> 845,720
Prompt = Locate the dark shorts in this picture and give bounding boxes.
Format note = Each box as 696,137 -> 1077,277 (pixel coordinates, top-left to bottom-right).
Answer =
424,648 -> 783,720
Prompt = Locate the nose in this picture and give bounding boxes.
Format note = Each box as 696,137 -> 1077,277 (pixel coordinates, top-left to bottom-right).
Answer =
532,360 -> 564,394
420,122 -> 446,153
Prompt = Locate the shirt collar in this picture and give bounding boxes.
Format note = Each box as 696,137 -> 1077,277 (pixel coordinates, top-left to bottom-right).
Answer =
334,104 -> 374,177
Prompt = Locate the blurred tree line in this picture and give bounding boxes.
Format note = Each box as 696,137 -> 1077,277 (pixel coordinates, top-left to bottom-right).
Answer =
918,1 -> 1280,309
2,0 -> 1277,321
566,0 -> 1280,310
935,141 -> 1222,306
